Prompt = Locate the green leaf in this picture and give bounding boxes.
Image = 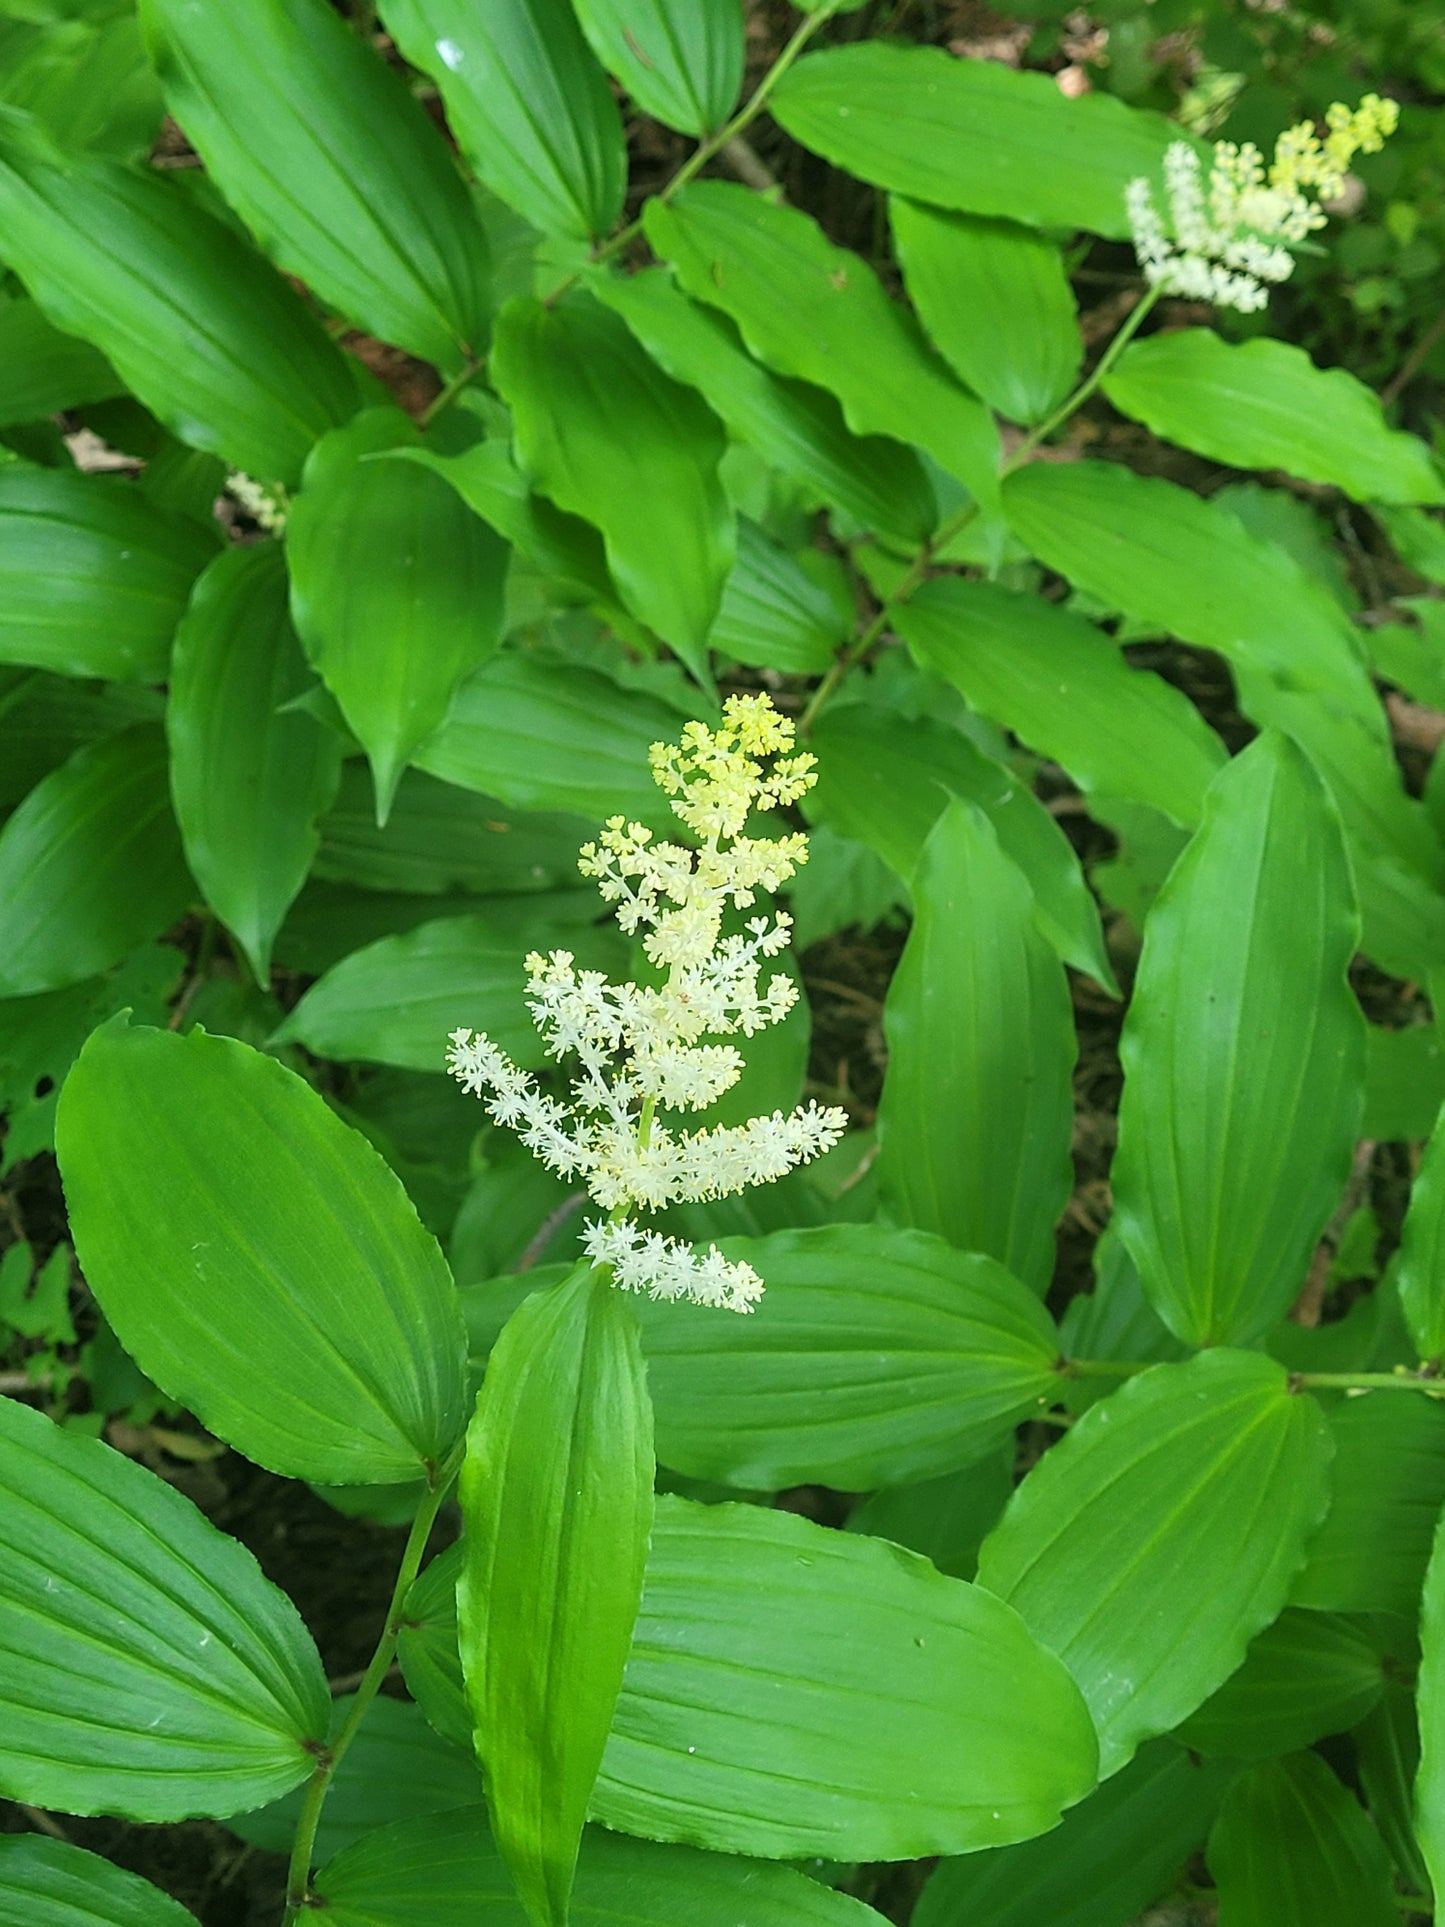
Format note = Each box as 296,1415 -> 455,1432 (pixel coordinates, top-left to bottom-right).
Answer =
912,1739 -> 1235,1927
595,1495 -> 1097,1858
0,670 -> 163,811
977,1349 -> 1332,1777
1207,1753 -> 1399,1927
0,1836 -> 200,1927
0,465 -> 215,682
846,1450 -> 1013,1583
139,0 -> 490,370
628,1223 -> 1061,1490
458,1263 -> 653,1927
56,1019 -> 468,1484
810,700 -> 1116,991
167,542 -> 343,982
645,184 -> 1001,515
0,294 -> 122,426
493,292 -> 733,681
229,1695 -> 481,1862
896,578 -> 1226,829
1110,734 -> 1365,1347
0,724 -> 191,998
572,0 -> 742,135
1377,503 -> 1445,585
314,1806 -> 888,1927
1365,1023 -> 1445,1141
274,913 -> 624,1073
286,408 -> 507,822
891,202 -> 1080,425
1420,1503 -> 1445,1903
771,42 -> 1186,237
591,265 -> 935,543
414,650 -> 690,827
379,0 -> 625,242
875,798 -> 1075,1294
0,1394 -> 328,1819
1291,1392 -> 1445,1616
316,765 -> 589,897
1104,330 -> 1445,505
1358,1679 -> 1430,1895
0,10 -> 163,161
0,145 -> 360,484
1396,1102 -> 1445,1360
708,517 -> 845,673
1175,1609 -> 1384,1760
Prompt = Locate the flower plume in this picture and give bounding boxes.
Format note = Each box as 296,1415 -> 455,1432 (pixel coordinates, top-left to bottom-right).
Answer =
447,693 -> 847,1313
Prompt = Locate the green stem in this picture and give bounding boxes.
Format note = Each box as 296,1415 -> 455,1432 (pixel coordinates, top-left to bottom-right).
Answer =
1004,283 -> 1162,472
1295,1371 -> 1445,1396
280,1465 -> 457,1923
545,5 -> 831,306
421,358 -> 483,428
1065,1358 -> 1152,1381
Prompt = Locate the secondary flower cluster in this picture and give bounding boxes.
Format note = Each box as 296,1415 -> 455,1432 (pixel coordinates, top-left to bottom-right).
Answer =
1126,94 -> 1399,313
447,694 -> 847,1313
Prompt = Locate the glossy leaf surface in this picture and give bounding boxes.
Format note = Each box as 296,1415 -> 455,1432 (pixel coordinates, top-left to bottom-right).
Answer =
709,518 -> 844,673
0,295 -> 122,425
572,0 -> 743,135
0,724 -> 191,998
647,184 -> 1000,512
1175,1609 -> 1383,1759
978,1350 -> 1332,1776
286,408 -> 507,821
1111,735 -> 1364,1346
1207,1753 -> 1399,1927
458,1264 -> 653,1927
0,465 -> 214,682
381,0 -> 625,240
140,0 -> 490,368
1105,331 -> 1445,504
892,201 -> 1080,424
876,799 -> 1076,1293
0,145 -> 359,483
0,1395 -> 328,1819
0,1836 -> 200,1927
56,1020 -> 468,1484
493,292 -> 732,680
167,542 -> 343,982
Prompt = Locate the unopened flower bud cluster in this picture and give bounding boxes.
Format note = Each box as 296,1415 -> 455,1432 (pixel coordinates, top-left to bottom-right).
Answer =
1126,94 -> 1398,313
447,694 -> 847,1314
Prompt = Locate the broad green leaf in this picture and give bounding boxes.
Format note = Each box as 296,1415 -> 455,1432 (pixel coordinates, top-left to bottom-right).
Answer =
286,408 -> 507,822
1058,1230 -> 1187,1417
140,0 -> 490,370
0,145 -> 360,483
811,700 -> 1117,991
876,799 -> 1075,1294
623,1223 -> 1062,1489
892,201 -> 1080,424
1396,1101 -> 1445,1360
595,1496 -> 1097,1858
1420,1505 -> 1445,1903
913,1740 -> 1235,1927
380,0 -> 625,241
646,184 -> 1001,515
1378,502 -> 1445,584
274,880 -> 595,978
493,292 -> 732,681
0,465 -> 215,682
0,724 -> 191,998
1207,1753 -> 1398,1927
56,1019 -> 468,1484
459,1263 -> 653,1927
229,1695 -> 480,1863
977,1349 -> 1333,1777
274,914 -> 625,1073
0,10 -> 162,161
1175,1609 -> 1383,1759
1291,1392 -> 1445,1615
1358,1680 -> 1430,1894
572,0 -> 743,135
896,578 -> 1226,829
316,765 -> 589,897
771,42 -> 1185,237
1365,1022 -> 1445,1141
1110,735 -> 1365,1347
1104,331 -> 1445,505
846,1450 -> 1013,1583
0,671 -> 162,811
708,517 -> 845,673
1371,600 -> 1445,710
415,650 -> 688,827
0,1836 -> 199,1927
0,1395 -> 328,1818
0,295 -> 121,425
167,542 -> 343,982
591,265 -> 935,542
314,1806 -> 887,1927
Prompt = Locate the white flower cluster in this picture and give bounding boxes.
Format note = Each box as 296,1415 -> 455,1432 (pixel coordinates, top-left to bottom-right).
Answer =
447,694 -> 848,1314
224,470 -> 288,533
1126,95 -> 1399,314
